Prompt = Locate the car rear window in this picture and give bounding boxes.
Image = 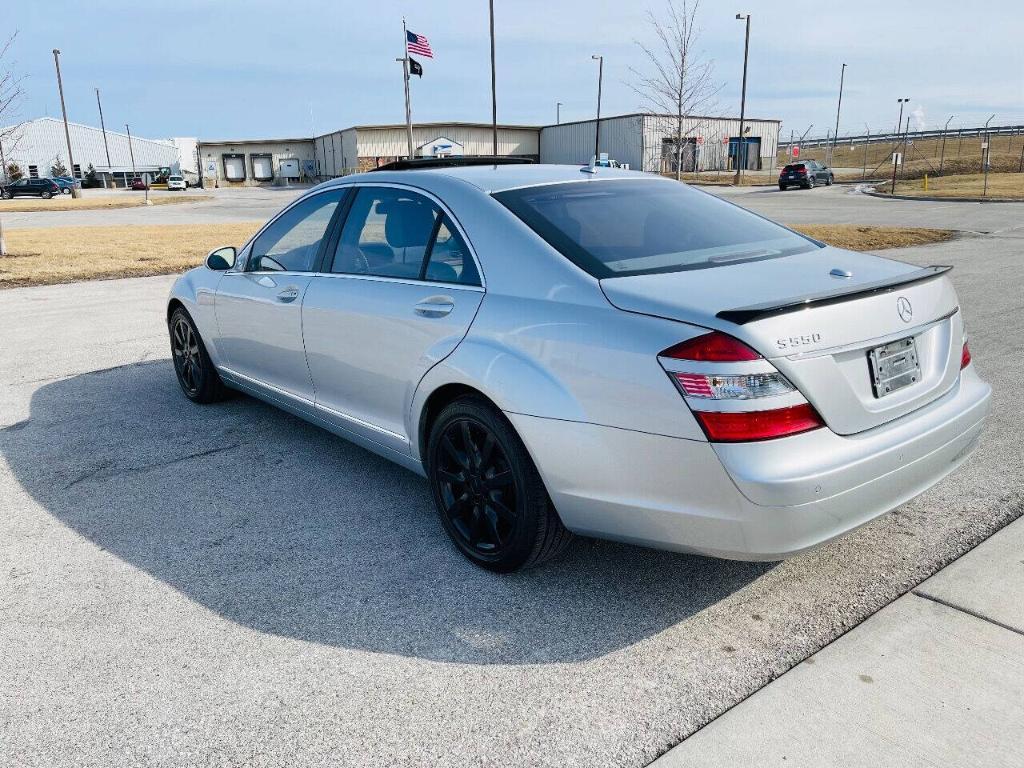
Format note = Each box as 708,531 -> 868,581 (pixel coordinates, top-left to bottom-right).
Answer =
783,164 -> 806,171
493,179 -> 818,278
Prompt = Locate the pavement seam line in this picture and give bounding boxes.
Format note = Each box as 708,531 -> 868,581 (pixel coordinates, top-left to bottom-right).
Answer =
911,590 -> 1024,638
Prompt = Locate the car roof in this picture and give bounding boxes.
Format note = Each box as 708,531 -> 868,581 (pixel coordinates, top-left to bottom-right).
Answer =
321,163 -> 658,194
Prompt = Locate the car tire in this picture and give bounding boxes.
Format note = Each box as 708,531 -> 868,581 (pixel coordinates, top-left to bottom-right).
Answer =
826,174 -> 834,186
1,191 -> 10,199
41,191 -> 52,199
169,307 -> 228,404
806,177 -> 815,189
62,188 -> 71,194
427,396 -> 573,572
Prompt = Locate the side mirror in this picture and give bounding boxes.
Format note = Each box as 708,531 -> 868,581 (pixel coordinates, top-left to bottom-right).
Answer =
206,246 -> 236,271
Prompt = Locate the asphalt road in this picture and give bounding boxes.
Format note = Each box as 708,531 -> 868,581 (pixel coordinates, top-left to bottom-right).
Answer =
1,187 -> 1022,767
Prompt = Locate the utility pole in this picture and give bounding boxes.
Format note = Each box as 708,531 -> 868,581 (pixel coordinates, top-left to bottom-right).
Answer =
828,63 -> 846,167
983,113 -> 994,197
938,114 -> 954,177
489,0 -> 498,155
52,49 -> 81,198
0,135 -> 6,183
398,18 -> 414,160
862,124 -> 870,179
592,55 -> 603,162
557,102 -> 563,125
734,13 -> 751,184
95,88 -> 112,176
125,124 -> 136,175
891,98 -> 909,194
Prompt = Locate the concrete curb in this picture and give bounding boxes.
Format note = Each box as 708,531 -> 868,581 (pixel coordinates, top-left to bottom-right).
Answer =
861,189 -> 1022,204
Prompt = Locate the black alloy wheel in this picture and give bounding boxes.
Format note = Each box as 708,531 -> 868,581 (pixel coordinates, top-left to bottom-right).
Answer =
41,190 -> 52,199
826,174 -> 834,186
806,176 -> 815,189
428,397 -> 572,572
169,307 -> 227,403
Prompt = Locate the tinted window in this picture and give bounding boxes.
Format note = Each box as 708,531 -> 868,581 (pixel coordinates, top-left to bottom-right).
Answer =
494,179 -> 818,278
783,164 -> 806,172
331,187 -> 439,279
250,190 -> 344,272
425,217 -> 479,285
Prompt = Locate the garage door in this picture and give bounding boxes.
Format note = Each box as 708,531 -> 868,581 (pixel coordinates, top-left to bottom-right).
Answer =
279,158 -> 300,178
223,155 -> 245,181
252,155 -> 273,181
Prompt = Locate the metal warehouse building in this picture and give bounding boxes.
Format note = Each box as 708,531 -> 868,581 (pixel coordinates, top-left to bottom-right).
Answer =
0,117 -> 181,186
539,113 -> 781,173
196,137 -> 317,187
314,122 -> 540,176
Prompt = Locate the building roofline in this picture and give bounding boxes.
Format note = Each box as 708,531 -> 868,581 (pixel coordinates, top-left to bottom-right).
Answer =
538,112 -> 782,129
198,137 -> 313,146
315,121 -> 541,138
2,116 -> 175,148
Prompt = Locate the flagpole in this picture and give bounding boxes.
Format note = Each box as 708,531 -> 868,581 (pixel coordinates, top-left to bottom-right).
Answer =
402,18 -> 414,160
489,0 -> 497,155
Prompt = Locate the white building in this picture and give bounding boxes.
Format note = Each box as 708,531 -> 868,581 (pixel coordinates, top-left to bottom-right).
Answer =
0,117 -> 181,186
539,113 -> 782,173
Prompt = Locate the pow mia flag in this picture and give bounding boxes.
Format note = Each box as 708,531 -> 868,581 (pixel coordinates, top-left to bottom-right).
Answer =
408,57 -> 423,78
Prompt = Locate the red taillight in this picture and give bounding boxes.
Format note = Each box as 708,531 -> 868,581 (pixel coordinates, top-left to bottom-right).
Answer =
960,340 -> 972,369
661,332 -> 761,362
694,403 -> 824,442
797,168 -> 807,175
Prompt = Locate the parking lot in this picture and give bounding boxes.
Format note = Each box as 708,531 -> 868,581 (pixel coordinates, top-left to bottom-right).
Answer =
1,185 -> 1022,767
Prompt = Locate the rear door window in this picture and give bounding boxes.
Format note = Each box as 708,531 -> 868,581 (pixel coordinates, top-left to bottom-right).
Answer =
494,179 -> 817,278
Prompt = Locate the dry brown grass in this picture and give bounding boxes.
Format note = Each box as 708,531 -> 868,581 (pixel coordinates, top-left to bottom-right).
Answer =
879,172 -> 1024,199
0,194 -> 210,213
0,221 -> 958,289
0,222 -> 261,288
790,225 -> 955,251
779,132 -> 1024,171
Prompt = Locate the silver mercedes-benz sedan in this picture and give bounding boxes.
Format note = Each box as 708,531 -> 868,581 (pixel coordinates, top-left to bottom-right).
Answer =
167,161 -> 991,572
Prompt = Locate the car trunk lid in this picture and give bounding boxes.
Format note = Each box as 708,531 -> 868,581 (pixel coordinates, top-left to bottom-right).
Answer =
601,248 -> 963,435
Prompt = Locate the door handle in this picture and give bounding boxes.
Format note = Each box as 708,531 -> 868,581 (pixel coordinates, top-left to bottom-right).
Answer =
414,296 -> 455,318
276,287 -> 300,303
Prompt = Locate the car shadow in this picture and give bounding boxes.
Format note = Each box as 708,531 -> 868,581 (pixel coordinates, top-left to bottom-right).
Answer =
1,361 -> 774,665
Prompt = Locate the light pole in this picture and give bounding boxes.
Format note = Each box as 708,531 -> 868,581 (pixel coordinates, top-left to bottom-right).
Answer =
52,49 -> 81,198
862,123 -> 870,179
734,13 -> 751,184
891,98 -> 909,193
488,0 -> 498,155
126,123 -> 147,203
938,114 -> 954,177
95,88 -> 112,172
828,63 -> 846,167
592,55 -> 603,162
557,102 -> 563,125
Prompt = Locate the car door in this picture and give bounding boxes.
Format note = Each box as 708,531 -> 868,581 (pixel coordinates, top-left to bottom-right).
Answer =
11,179 -> 30,197
214,188 -> 346,411
302,184 -> 485,454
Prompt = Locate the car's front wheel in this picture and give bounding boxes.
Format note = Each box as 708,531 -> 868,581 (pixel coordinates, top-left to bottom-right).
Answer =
41,191 -> 52,199
169,307 -> 228,403
427,396 -> 572,572
1,191 -> 10,199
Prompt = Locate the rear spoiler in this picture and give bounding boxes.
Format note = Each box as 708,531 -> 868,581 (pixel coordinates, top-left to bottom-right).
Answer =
716,265 -> 953,325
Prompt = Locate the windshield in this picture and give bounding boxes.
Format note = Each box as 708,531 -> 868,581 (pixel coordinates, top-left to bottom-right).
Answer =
493,179 -> 818,278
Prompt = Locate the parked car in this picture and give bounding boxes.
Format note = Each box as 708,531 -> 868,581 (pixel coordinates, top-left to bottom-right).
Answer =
167,175 -> 187,191
779,160 -> 834,190
167,161 -> 990,572
51,176 -> 80,194
0,178 -> 62,199
130,177 -> 148,191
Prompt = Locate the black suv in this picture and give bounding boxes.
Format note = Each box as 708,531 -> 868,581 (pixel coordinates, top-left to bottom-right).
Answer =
779,160 -> 833,190
1,178 -> 62,199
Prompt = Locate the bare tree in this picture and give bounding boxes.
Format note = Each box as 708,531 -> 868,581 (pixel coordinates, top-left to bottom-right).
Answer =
630,0 -> 720,180
1,32 -> 25,256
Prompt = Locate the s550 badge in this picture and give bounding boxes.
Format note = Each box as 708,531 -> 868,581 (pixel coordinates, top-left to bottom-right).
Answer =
776,333 -> 822,350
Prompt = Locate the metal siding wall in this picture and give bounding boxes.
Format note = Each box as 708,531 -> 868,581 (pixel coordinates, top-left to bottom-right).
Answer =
197,140 -> 315,185
354,126 -> 539,158
641,115 -> 780,171
2,117 -> 179,174
539,115 -> 644,168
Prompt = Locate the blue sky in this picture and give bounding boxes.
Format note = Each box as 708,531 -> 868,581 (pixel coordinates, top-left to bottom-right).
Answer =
4,0 -> 1023,141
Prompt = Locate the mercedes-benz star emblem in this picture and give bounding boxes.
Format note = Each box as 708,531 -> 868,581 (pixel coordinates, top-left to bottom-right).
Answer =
897,296 -> 913,323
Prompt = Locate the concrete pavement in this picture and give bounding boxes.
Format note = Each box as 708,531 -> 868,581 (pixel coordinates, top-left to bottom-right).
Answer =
653,515 -> 1024,767
1,190 -> 1021,766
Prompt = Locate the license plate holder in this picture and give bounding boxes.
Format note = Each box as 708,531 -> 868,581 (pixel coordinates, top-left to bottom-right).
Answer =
868,336 -> 920,398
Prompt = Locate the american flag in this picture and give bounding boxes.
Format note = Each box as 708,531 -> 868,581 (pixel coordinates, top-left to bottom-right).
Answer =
406,30 -> 433,58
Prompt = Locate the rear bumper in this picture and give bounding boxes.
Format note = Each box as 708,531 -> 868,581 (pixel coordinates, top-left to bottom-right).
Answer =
507,366 -> 990,560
